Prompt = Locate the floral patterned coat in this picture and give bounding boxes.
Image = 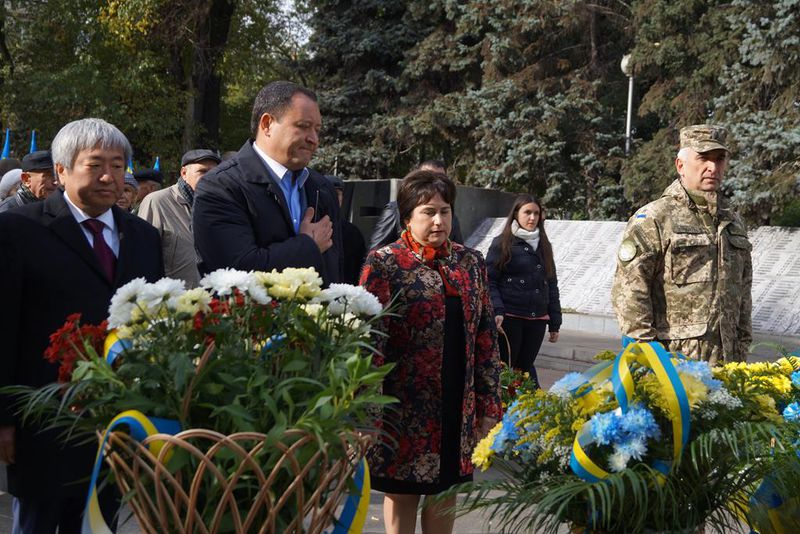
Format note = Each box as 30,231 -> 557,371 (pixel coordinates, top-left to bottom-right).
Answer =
360,239 -> 502,484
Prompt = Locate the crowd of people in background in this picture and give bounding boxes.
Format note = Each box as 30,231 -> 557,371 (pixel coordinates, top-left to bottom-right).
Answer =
0,78 -> 751,534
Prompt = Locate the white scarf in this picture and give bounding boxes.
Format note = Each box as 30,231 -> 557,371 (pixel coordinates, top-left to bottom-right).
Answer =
512,220 -> 540,250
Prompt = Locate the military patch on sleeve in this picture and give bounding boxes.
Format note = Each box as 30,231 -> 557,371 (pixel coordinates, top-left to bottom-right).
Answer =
618,239 -> 637,262
635,213 -> 646,218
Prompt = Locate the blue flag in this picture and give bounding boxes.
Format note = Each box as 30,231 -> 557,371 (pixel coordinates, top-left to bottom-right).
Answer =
126,158 -> 134,174
153,156 -> 160,171
29,130 -> 37,153
1,129 -> 10,159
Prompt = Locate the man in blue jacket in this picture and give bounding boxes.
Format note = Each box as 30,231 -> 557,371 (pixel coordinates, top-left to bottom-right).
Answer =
193,81 -> 343,284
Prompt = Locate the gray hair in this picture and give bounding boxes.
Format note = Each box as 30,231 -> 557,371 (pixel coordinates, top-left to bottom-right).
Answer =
676,147 -> 692,161
52,118 -> 132,170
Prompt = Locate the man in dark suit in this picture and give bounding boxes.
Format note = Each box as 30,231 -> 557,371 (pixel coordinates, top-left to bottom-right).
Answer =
193,81 -> 343,285
0,118 -> 163,533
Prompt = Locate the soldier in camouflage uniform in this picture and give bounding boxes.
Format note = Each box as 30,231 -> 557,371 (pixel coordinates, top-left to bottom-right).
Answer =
611,124 -> 753,364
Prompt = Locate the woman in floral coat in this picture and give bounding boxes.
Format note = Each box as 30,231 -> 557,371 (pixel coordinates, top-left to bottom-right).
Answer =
360,169 -> 502,534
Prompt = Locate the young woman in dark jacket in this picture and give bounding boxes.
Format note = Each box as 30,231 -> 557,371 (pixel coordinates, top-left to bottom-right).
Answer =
486,194 -> 561,387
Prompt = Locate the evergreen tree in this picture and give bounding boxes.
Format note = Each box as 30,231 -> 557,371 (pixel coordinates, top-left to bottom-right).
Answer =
301,0 -> 430,179
623,0 -> 800,224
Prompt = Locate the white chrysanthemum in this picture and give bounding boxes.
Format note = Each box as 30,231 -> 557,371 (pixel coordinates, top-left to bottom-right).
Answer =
108,277 -> 148,328
301,303 -> 324,317
175,287 -> 213,315
342,312 -> 364,329
316,284 -> 382,316
139,278 -> 186,311
200,268 -> 253,297
245,281 -> 272,305
609,450 -> 631,472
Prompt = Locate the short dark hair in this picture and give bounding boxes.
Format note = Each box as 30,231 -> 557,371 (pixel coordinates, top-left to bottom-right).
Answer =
250,81 -> 317,138
397,170 -> 456,226
415,159 -> 447,173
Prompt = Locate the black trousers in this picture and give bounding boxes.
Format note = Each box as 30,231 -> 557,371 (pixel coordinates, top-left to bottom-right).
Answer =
499,316 -> 547,387
12,485 -> 119,534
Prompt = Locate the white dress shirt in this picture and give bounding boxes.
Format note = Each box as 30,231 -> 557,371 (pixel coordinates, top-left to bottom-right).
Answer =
63,191 -> 120,257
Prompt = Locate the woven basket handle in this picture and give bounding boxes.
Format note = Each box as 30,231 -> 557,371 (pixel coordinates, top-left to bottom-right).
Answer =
498,328 -> 512,366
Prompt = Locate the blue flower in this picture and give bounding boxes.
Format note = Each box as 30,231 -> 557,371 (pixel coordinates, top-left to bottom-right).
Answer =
791,371 -> 800,390
676,360 -> 722,391
492,401 -> 521,451
590,411 -> 622,445
783,402 -> 800,423
614,437 -> 648,461
620,405 -> 661,441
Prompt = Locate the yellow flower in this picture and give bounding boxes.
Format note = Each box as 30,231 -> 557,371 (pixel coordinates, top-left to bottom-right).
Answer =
751,375 -> 792,396
116,325 -> 134,339
175,288 -> 212,316
472,423 -> 501,471
774,358 -> 798,375
754,394 -> 782,421
678,373 -> 709,408
576,390 -> 602,415
255,268 -> 322,300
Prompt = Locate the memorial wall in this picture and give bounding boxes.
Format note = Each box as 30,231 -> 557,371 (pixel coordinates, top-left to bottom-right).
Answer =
467,219 -> 800,338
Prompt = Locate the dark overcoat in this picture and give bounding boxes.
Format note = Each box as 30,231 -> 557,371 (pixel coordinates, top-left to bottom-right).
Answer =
192,140 -> 343,285
0,190 -> 163,498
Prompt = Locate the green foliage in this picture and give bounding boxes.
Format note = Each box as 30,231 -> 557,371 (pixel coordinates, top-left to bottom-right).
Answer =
305,0 -> 799,224
2,0 -> 798,223
0,0 -> 293,178
465,347 -> 800,532
457,422 -> 799,533
628,0 -> 800,225
303,0 -> 634,219
4,268 -> 395,530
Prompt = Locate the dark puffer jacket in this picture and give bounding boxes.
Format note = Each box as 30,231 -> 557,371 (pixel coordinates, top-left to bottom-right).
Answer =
486,235 -> 562,332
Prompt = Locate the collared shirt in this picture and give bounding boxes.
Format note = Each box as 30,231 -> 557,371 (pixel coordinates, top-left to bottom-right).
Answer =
63,191 -> 120,257
252,143 -> 309,233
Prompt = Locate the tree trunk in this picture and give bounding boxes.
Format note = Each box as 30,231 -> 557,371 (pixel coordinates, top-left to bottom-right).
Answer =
192,0 -> 236,149
0,4 -> 15,110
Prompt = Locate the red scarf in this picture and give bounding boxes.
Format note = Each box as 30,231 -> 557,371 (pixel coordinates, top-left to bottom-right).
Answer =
401,230 -> 460,297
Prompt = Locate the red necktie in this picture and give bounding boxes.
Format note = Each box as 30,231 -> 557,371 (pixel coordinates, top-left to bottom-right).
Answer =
81,219 -> 116,281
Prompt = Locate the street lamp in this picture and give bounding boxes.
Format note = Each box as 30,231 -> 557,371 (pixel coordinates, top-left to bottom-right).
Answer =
621,54 -> 634,155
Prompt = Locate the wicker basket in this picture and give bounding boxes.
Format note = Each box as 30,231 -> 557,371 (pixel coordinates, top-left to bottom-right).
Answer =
102,428 -> 370,533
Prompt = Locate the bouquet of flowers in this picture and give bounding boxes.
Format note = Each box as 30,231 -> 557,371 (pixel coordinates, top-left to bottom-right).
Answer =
500,363 -> 537,410
9,267 -> 395,533
466,341 -> 800,533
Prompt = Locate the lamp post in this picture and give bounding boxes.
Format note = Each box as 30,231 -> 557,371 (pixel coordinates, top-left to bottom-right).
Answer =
621,54 -> 634,155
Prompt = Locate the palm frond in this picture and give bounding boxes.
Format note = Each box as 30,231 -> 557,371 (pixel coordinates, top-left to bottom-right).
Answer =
456,421 -> 799,533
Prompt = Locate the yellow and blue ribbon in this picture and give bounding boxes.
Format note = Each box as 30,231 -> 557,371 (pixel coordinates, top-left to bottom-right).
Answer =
571,360 -> 614,399
82,410 -> 180,534
570,341 -> 692,482
329,457 -> 371,534
103,330 -> 131,366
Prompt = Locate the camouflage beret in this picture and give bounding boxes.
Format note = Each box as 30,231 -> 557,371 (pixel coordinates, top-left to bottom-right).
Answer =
679,124 -> 729,153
